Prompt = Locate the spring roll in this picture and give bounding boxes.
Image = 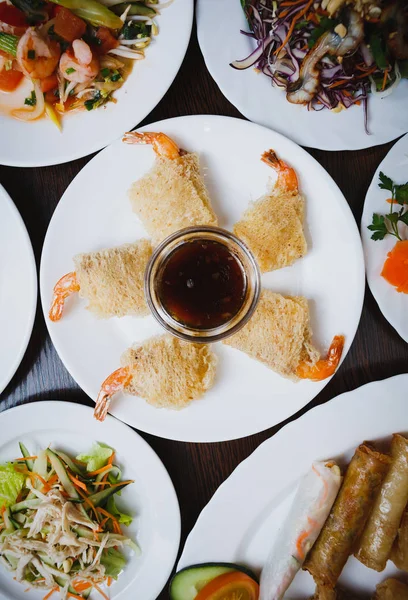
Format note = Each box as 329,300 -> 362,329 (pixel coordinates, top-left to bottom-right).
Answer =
391,506 -> 408,571
373,578 -> 408,599
260,461 -> 342,600
303,444 -> 390,587
355,434 -> 408,571
311,586 -> 361,600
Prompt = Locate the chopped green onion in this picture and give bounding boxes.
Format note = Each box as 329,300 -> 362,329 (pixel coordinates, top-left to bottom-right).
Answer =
101,67 -> 110,78
0,33 -> 19,58
65,67 -> 76,74
24,91 -> 37,107
110,70 -> 121,82
27,49 -> 36,59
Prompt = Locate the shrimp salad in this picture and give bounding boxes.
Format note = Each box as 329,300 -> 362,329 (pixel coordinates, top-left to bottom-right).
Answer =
0,0 -> 168,128
232,0 -> 408,126
0,442 -> 138,599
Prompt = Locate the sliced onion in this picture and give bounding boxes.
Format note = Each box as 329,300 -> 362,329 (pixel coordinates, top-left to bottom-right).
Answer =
108,47 -> 145,59
230,33 -> 274,70
12,80 -> 45,121
116,37 -> 151,45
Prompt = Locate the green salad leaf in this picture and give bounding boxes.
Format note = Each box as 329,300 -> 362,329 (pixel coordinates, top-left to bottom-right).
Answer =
106,496 -> 133,527
76,442 -> 113,472
0,464 -> 25,510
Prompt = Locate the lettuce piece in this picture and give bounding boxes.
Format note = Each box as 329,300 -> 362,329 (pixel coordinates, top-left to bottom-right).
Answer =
76,442 -> 113,472
106,496 -> 133,527
100,548 -> 126,580
0,464 -> 25,510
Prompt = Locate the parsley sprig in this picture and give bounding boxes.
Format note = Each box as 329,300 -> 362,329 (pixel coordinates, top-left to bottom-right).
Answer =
368,172 -> 408,241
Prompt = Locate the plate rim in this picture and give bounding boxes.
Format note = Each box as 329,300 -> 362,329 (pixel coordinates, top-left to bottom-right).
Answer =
0,399 -> 181,600
0,0 -> 194,168
0,184 -> 37,393
360,133 -> 408,344
39,113 -> 366,442
196,0 -> 408,152
178,373 -> 408,573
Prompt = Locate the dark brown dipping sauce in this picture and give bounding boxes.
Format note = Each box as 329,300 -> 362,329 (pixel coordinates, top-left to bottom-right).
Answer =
158,239 -> 247,329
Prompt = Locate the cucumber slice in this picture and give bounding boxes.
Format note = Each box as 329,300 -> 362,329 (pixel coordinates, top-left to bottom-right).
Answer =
169,563 -> 258,600
19,443 -> 34,471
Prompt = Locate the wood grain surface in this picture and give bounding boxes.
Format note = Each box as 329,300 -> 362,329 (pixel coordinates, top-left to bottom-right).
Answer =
1,16 -> 408,600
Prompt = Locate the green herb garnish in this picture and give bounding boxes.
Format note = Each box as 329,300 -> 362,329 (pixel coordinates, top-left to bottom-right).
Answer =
24,90 -> 37,106
368,171 -> 408,241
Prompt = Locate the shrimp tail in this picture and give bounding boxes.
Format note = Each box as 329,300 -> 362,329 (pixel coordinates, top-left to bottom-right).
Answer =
122,131 -> 180,159
94,366 -> 132,422
49,272 -> 80,322
296,335 -> 345,381
261,149 -> 298,192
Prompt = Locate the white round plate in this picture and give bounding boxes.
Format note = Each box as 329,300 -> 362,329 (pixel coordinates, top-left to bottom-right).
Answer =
0,0 -> 193,167
40,115 -> 365,442
197,0 -> 408,151
179,374 -> 408,597
0,185 -> 36,393
361,134 -> 408,343
0,401 -> 180,600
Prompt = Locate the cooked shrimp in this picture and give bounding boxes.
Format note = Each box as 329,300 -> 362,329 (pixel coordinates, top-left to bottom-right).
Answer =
296,335 -> 345,381
16,28 -> 60,80
261,149 -> 298,193
59,39 -> 99,84
49,272 -> 80,322
94,367 -> 132,422
287,10 -> 364,105
123,131 -> 181,159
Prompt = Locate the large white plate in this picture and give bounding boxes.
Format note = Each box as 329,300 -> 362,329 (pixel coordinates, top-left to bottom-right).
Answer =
361,134 -> 408,343
0,401 -> 180,600
0,185 -> 36,394
0,0 -> 193,167
197,0 -> 408,151
40,115 -> 365,442
179,374 -> 408,597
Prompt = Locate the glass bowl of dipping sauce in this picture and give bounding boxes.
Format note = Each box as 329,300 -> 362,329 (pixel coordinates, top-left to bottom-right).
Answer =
145,226 -> 261,343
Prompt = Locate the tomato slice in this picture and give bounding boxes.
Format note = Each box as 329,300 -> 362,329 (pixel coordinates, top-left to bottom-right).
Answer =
0,2 -> 27,26
41,74 -> 59,93
94,26 -> 118,55
195,572 -> 259,600
54,6 -> 86,42
0,68 -> 24,92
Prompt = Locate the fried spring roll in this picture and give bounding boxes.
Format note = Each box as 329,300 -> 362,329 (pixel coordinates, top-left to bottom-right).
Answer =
391,506 -> 408,571
355,434 -> 408,571
303,443 -> 390,587
260,461 -> 342,600
373,578 -> 408,600
311,586 -> 361,600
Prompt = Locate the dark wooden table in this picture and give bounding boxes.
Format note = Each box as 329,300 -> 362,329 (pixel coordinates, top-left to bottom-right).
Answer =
1,16 -> 408,600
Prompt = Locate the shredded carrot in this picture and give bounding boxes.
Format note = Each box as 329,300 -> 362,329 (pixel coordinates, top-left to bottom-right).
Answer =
279,7 -> 290,17
275,0 -> 314,55
328,79 -> 349,89
107,577 -> 112,587
43,587 -> 59,600
68,472 -> 88,492
356,65 -> 377,79
96,507 -> 122,534
14,456 -> 38,461
68,593 -> 84,600
88,465 -> 112,476
296,530 -> 310,560
76,487 -> 100,522
73,580 -> 92,593
381,68 -> 390,91
94,479 -> 133,489
386,198 -> 398,204
94,584 -> 110,600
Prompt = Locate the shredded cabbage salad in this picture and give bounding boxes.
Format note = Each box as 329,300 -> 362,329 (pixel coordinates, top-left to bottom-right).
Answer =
232,0 -> 408,129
